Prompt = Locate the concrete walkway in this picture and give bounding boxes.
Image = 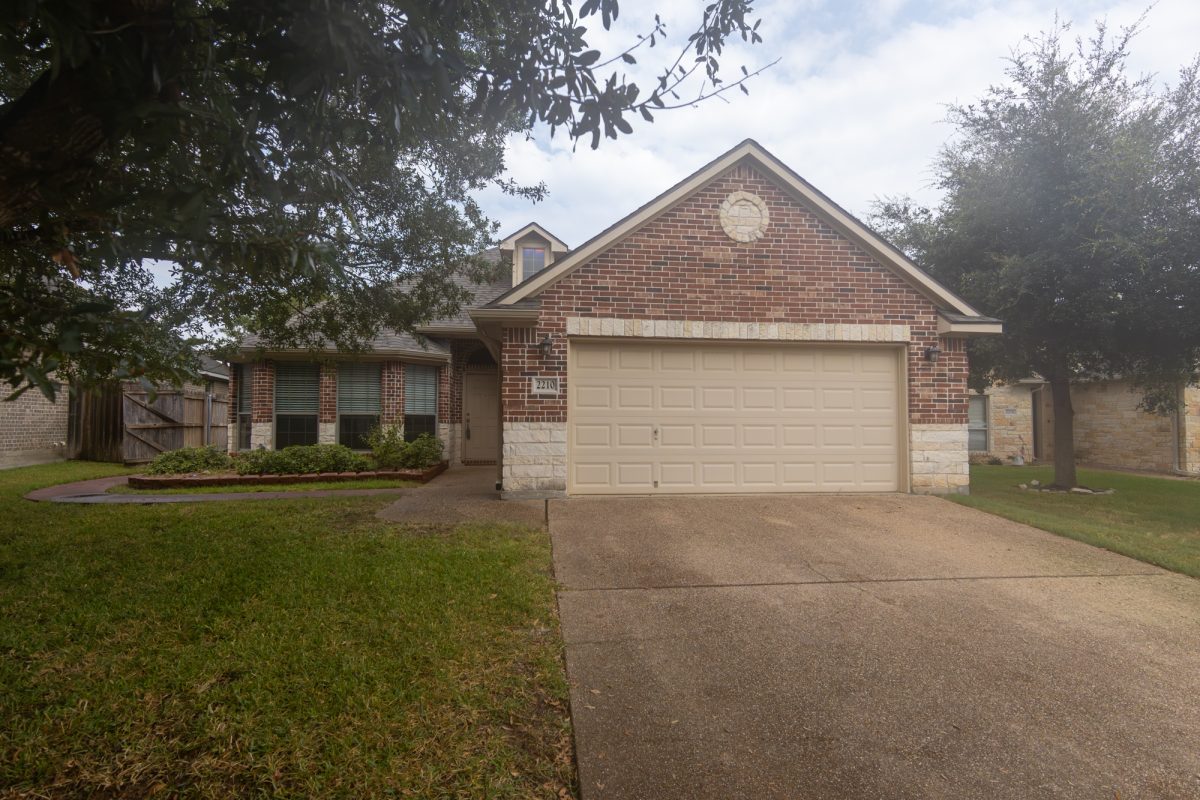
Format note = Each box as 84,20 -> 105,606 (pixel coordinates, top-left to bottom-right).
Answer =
551,493 -> 1200,800
376,465 -> 545,526
25,475 -> 417,504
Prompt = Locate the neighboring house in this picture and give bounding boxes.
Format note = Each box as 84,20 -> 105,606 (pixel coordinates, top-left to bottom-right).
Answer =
0,382 -> 70,469
977,380 -> 1200,475
231,140 -> 1002,496
0,357 -> 230,469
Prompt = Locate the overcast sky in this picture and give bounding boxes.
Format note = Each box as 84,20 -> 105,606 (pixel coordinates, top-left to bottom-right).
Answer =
476,0 -> 1200,249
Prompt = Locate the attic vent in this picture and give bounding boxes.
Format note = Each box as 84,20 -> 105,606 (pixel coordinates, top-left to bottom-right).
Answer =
719,191 -> 769,242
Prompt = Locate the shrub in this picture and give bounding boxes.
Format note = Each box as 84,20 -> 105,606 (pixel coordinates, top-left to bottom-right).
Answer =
145,446 -> 233,475
365,423 -> 407,469
233,444 -> 371,475
401,433 -> 444,469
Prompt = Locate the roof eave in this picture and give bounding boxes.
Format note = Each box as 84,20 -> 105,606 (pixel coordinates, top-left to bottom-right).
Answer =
936,315 -> 1004,337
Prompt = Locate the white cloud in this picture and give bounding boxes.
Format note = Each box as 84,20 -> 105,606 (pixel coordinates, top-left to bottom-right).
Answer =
478,0 -> 1200,247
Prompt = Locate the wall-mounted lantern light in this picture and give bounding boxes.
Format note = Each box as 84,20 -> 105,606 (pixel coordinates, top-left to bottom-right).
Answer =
924,345 -> 942,363
535,333 -> 553,356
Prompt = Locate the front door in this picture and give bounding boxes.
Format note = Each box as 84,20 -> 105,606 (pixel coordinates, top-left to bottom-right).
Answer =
463,371 -> 500,463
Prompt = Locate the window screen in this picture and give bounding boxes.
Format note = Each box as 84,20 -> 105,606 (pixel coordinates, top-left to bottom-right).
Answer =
968,395 -> 989,452
404,364 -> 438,442
275,363 -> 319,448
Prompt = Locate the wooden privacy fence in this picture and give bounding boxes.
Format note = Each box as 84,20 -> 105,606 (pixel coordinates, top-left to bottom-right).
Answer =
69,382 -> 229,464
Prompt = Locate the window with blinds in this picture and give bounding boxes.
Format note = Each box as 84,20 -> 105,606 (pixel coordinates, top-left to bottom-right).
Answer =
236,364 -> 252,450
275,363 -> 319,448
404,364 -> 438,442
338,362 -> 381,449
968,395 -> 989,452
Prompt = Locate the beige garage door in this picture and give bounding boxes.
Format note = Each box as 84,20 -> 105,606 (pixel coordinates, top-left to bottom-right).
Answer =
568,340 -> 903,494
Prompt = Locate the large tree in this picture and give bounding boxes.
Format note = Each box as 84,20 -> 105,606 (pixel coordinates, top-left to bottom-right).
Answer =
873,18 -> 1200,488
1,0 -> 770,399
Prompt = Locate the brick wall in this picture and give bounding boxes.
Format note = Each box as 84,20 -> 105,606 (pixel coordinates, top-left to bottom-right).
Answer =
250,361 -> 274,424
500,162 -> 967,428
318,363 -> 337,423
381,360 -> 404,424
0,385 -> 68,468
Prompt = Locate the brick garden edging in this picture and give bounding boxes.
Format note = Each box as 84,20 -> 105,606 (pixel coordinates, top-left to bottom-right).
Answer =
128,461 -> 447,490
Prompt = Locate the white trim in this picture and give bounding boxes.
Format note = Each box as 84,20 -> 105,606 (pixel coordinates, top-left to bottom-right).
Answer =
499,223 -> 569,253
564,317 -> 911,343
499,140 -> 983,317
937,317 -> 1004,336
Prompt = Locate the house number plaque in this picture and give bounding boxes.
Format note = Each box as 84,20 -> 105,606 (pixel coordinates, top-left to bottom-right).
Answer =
531,376 -> 561,396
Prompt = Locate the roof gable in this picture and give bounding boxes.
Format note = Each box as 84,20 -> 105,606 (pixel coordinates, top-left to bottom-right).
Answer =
499,222 -> 569,253
495,140 -> 982,318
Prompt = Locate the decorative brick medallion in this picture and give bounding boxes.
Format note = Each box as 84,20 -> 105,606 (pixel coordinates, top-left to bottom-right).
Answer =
719,190 -> 769,242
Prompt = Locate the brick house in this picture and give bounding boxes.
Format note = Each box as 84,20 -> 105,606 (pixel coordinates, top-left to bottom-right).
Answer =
976,380 -> 1200,474
231,140 -> 1002,496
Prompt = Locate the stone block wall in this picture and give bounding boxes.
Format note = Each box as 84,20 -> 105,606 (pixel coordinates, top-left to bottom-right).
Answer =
1183,386 -> 1200,475
0,385 -> 69,469
910,424 -> 969,494
1071,380 -> 1175,473
501,421 -> 567,495
982,384 -> 1035,462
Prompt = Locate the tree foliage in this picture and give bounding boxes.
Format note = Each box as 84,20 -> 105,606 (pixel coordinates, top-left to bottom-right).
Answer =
872,17 -> 1200,486
0,0 -> 770,398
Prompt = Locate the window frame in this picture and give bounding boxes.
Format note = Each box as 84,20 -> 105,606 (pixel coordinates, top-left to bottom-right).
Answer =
274,362 -> 320,449
968,394 -> 990,453
520,245 -> 546,280
403,363 -> 439,443
336,362 -> 382,451
235,364 -> 252,451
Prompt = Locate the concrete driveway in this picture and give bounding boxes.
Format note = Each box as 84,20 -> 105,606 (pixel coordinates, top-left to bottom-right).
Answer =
550,494 -> 1200,799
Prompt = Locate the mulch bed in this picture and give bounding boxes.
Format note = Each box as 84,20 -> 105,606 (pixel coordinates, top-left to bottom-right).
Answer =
128,461 -> 447,490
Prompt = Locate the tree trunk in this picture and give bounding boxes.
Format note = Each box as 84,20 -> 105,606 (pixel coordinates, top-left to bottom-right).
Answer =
1048,376 -> 1077,488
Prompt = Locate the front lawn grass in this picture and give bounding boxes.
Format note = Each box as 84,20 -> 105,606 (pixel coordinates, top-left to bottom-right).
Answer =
107,477 -> 417,494
950,465 -> 1200,578
1,461 -> 573,798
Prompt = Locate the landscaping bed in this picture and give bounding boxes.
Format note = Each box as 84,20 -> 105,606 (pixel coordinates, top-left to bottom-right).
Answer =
129,460 -> 446,489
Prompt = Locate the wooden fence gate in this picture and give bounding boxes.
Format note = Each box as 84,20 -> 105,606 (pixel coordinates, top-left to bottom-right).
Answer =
69,382 -> 229,464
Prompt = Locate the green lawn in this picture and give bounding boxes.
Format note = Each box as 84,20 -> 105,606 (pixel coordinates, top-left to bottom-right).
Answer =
0,462 -> 573,798
950,465 -> 1200,578
107,477 -> 417,494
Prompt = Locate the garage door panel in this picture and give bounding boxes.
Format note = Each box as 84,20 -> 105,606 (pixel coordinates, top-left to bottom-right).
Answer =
700,462 -> 737,486
616,424 -> 653,447
660,350 -> 695,371
573,463 -> 612,486
701,387 -> 737,410
616,462 -> 654,487
660,386 -> 696,409
574,424 -> 611,448
742,387 -> 777,409
701,425 -> 736,448
576,385 -> 612,408
617,386 -> 653,410
659,424 -> 695,447
569,341 -> 901,494
659,462 -> 696,486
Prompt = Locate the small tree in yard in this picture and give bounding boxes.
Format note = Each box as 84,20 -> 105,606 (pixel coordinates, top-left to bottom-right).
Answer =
0,0 -> 772,400
873,18 -> 1200,489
